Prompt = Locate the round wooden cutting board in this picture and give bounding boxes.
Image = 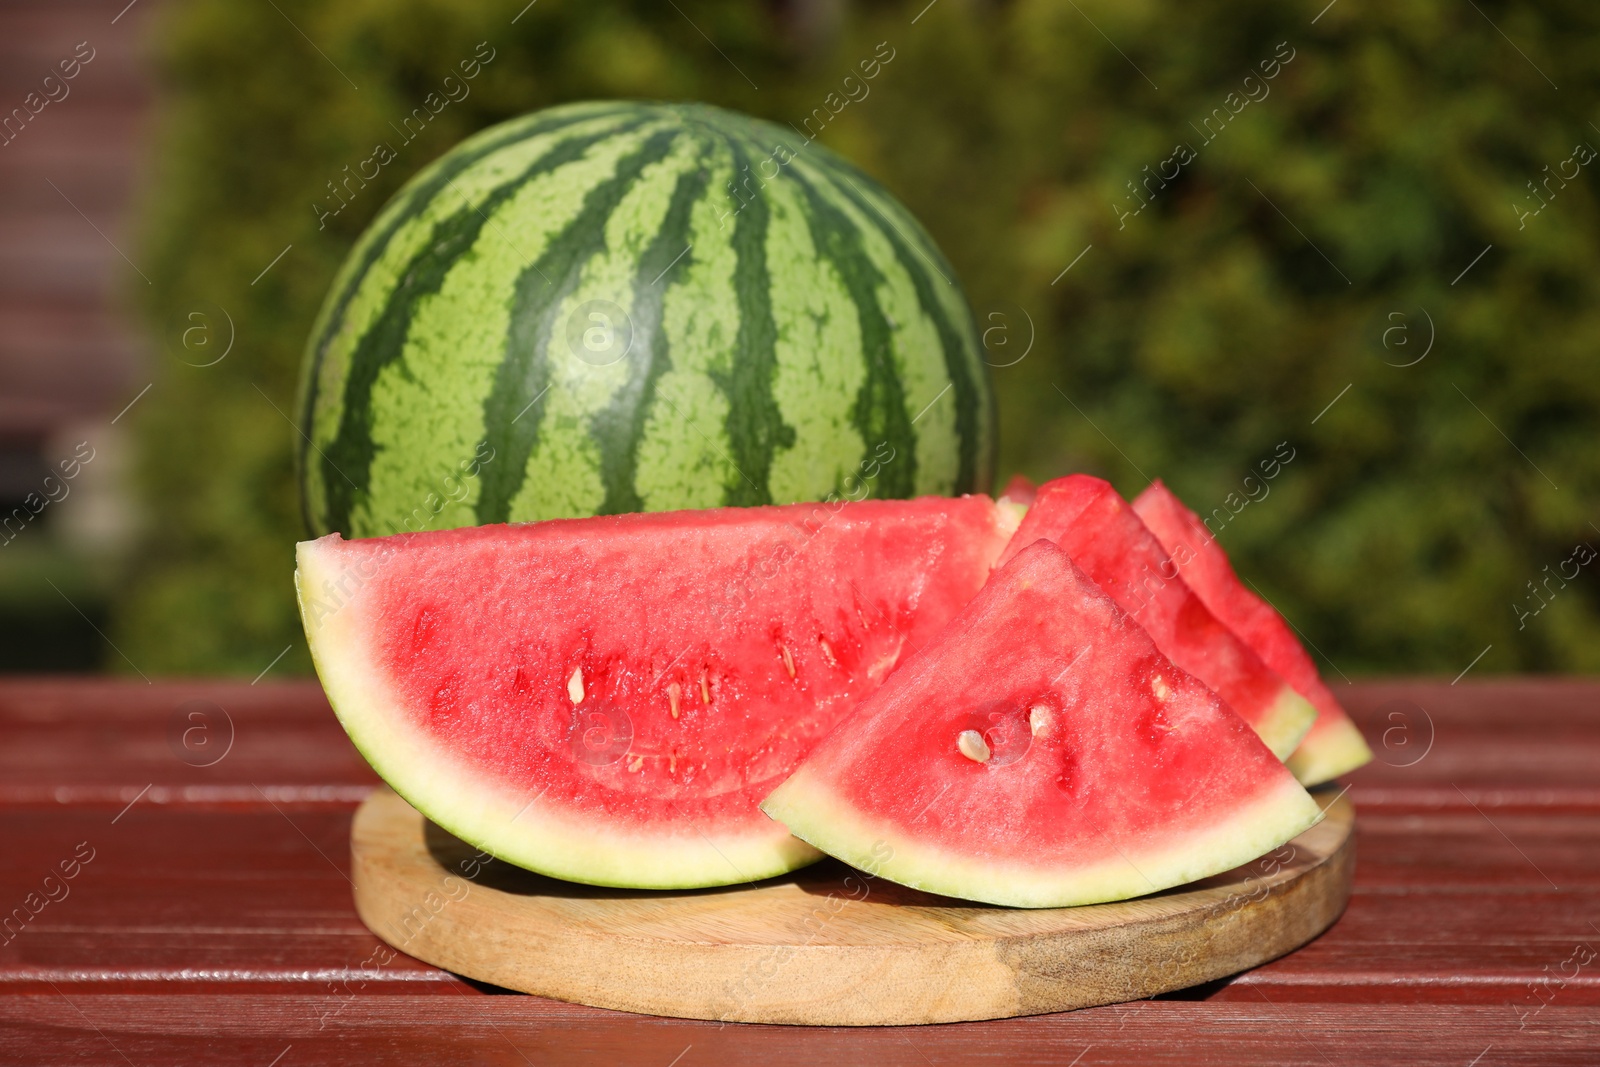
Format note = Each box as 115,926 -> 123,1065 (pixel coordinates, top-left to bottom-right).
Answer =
350,787 -> 1354,1026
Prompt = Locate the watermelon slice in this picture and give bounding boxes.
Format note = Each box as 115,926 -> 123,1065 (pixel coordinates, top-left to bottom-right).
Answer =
1133,481 -> 1373,785
999,473 -> 1037,506
761,540 -> 1321,909
296,496 -> 1019,889
997,476 -> 1316,759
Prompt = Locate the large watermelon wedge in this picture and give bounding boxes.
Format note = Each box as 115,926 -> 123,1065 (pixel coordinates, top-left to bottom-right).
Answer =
761,540 -> 1321,909
1133,481 -> 1373,785
997,476 -> 1316,759
296,496 -> 1019,889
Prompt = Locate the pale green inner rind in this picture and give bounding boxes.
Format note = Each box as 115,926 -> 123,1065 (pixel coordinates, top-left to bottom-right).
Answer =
1258,686 -> 1319,762
1286,712 -> 1374,786
761,765 -> 1322,910
995,499 -> 1027,535
295,538 -> 821,889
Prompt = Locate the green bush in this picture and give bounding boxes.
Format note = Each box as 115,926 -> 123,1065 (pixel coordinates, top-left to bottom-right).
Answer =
121,0 -> 1600,677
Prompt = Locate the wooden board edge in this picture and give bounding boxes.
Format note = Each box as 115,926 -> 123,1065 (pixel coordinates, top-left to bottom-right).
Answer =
351,790 -> 1355,1026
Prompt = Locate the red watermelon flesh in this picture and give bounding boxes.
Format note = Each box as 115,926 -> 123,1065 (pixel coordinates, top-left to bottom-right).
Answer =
1133,481 -> 1372,785
762,539 -> 1321,908
997,476 -> 1316,759
296,496 -> 1020,889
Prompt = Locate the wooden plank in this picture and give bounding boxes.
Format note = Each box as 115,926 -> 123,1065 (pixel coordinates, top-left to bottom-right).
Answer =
0,0 -> 154,435
9,678 -> 1597,807
0,117 -> 146,206
3,799 -> 1596,1001
0,680 -> 378,805
1344,684 -> 1600,799
2,678 -> 1596,1058
1341,679 -> 1600,808
1,999 -> 1595,1067
1354,811 -> 1596,888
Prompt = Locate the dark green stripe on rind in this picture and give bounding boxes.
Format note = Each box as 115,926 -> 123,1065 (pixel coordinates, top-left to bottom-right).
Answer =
801,156 -> 987,495
474,127 -> 682,524
317,117 -> 650,536
593,159 -> 712,516
297,104 -> 634,533
713,138 -> 794,507
782,158 -> 917,500
710,101 -> 990,494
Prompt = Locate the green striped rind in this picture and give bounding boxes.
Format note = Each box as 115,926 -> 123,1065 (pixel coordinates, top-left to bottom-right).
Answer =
298,102 -> 996,537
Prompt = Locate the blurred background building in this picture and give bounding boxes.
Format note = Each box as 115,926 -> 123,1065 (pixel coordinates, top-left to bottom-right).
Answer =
3,0 -> 1597,678
1,0 -> 151,669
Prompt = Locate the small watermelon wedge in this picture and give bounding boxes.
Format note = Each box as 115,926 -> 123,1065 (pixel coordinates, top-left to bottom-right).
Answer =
762,539 -> 1322,909
1133,481 -> 1373,785
999,473 -> 1037,506
296,496 -> 1019,889
998,476 -> 1316,759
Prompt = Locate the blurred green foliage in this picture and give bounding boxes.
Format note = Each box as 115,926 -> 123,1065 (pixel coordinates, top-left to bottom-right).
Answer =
120,0 -> 1600,677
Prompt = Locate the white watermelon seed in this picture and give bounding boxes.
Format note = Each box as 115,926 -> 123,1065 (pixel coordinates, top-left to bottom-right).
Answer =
780,642 -> 796,678
1152,676 -> 1170,701
668,682 -> 682,719
700,670 -> 712,705
567,667 -> 584,704
1029,705 -> 1050,736
957,729 -> 991,764
628,755 -> 644,772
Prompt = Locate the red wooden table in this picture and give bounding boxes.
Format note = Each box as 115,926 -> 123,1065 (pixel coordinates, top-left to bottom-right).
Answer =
1,677 -> 1596,1065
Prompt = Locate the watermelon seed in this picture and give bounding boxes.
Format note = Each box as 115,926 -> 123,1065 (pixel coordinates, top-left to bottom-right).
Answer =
628,755 -> 644,773
867,646 -> 902,682
957,729 -> 992,764
1029,705 -> 1050,736
567,667 -> 585,705
700,671 -> 712,705
780,643 -> 796,678
818,637 -> 839,669
668,682 -> 682,719
1152,676 -> 1171,701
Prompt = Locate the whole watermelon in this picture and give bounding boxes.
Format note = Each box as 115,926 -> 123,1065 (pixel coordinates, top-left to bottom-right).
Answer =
297,101 -> 996,537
